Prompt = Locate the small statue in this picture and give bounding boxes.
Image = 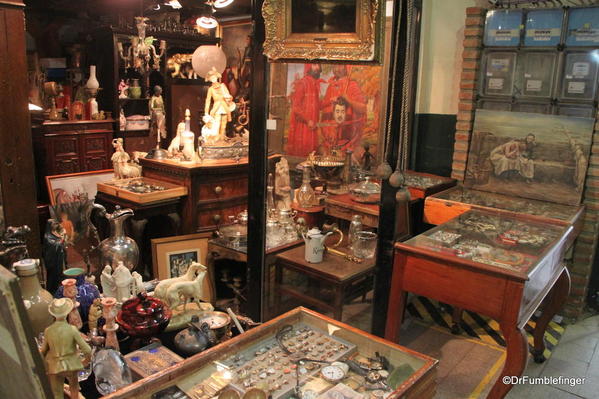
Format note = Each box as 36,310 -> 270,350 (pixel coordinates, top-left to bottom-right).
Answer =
101,297 -> 119,351
119,109 -> 126,131
61,279 -> 83,330
150,85 -> 167,142
100,265 -> 116,298
168,120 -> 185,157
201,114 -> 219,145
154,262 -> 213,311
113,261 -> 134,302
111,138 -> 141,179
275,157 -> 292,210
180,109 -> 196,162
43,219 -> 67,294
361,143 -> 375,171
41,298 -> 92,399
87,298 -> 102,332
118,79 -> 129,99
204,67 -> 236,143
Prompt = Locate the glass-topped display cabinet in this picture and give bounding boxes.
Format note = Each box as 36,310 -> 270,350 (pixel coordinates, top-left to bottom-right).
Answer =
424,186 -> 584,231
103,308 -> 438,399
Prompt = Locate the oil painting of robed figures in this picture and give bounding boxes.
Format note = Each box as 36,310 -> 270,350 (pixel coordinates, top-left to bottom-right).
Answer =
281,63 -> 382,163
464,110 -> 594,206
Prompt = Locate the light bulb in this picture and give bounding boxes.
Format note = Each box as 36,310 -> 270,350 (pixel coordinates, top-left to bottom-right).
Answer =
213,0 -> 234,8
196,16 -> 218,29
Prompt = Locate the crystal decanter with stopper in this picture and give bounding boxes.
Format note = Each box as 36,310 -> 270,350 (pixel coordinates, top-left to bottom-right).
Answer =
296,167 -> 316,207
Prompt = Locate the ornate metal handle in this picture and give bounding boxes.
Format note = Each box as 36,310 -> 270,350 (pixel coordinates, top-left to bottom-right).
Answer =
213,214 -> 221,224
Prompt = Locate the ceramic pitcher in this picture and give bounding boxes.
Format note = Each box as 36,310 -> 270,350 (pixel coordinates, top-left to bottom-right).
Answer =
302,228 -> 333,263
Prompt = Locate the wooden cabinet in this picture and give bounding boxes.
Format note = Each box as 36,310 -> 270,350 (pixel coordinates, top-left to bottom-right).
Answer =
33,120 -> 114,176
139,155 -> 280,234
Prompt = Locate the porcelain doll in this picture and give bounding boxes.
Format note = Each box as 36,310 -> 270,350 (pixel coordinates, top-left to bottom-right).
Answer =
150,85 -> 166,141
275,157 -> 292,210
204,67 -> 236,142
41,298 -> 92,399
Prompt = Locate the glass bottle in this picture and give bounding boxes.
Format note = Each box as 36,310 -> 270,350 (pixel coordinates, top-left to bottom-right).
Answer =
267,173 -> 276,218
348,214 -> 363,249
296,167 -> 316,208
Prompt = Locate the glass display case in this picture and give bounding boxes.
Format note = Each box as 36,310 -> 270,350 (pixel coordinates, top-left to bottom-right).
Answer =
481,51 -> 518,97
424,186 -> 584,228
102,307 -> 438,399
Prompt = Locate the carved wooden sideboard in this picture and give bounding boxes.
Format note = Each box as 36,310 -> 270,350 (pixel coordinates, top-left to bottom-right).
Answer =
139,155 -> 281,234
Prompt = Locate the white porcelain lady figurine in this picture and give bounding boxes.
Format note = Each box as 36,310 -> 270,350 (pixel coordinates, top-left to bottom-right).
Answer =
181,109 -> 196,162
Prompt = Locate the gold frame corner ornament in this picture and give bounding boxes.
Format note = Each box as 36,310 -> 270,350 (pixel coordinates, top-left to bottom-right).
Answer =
262,0 -> 381,62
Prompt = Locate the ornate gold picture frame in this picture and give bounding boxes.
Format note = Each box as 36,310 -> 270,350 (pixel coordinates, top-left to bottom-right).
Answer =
262,0 -> 382,62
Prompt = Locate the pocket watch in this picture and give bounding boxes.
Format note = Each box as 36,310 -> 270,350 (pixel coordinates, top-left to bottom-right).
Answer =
320,362 -> 349,383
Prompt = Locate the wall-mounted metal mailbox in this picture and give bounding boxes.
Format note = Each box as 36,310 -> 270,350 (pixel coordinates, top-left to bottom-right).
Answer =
485,9 -> 524,47
524,9 -> 564,47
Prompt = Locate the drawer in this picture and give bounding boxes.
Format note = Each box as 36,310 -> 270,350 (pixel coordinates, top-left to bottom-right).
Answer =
81,134 -> 109,155
50,136 -> 78,157
52,157 -> 80,174
197,203 -> 248,232
83,155 -> 109,171
44,122 -> 114,134
199,177 -> 248,202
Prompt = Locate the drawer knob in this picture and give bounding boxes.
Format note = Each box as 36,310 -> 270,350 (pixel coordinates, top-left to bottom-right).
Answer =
213,214 -> 221,223
214,186 -> 223,194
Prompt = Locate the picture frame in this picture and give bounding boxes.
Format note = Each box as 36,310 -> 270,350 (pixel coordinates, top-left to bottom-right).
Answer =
45,169 -> 114,206
262,0 -> 382,62
151,232 -> 213,301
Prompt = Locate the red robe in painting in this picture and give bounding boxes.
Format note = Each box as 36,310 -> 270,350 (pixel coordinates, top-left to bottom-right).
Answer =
321,68 -> 367,150
286,65 -> 322,157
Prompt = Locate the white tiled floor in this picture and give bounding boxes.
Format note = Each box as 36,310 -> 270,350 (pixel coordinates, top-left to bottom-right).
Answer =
506,315 -> 599,398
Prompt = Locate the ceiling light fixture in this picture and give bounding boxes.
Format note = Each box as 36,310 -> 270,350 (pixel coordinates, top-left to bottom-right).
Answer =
196,15 -> 218,29
165,0 -> 182,8
213,0 -> 234,8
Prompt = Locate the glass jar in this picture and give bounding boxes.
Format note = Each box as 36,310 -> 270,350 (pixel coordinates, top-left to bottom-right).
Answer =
352,231 -> 378,259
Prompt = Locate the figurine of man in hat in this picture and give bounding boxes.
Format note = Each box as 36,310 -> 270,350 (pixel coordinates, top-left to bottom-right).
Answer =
41,298 -> 92,399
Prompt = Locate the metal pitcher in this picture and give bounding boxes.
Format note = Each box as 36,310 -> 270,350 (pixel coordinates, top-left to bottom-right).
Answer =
302,227 -> 333,263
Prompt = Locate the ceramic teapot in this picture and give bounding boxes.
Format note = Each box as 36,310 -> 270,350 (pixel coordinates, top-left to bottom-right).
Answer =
302,228 -> 333,263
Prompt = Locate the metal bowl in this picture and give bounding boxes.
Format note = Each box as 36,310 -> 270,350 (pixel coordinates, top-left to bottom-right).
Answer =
195,311 -> 232,340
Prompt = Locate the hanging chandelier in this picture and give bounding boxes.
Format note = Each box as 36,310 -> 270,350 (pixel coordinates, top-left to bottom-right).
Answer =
117,16 -> 166,75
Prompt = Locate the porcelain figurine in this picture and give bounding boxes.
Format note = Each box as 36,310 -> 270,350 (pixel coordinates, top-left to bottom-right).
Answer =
111,138 -> 141,179
201,114 -> 219,145
204,67 -> 236,142
275,157 -> 292,210
88,298 -> 102,332
157,262 -> 211,311
101,265 -> 117,298
118,79 -> 129,99
100,262 -> 143,302
168,120 -> 184,156
42,298 -> 92,399
13,258 -> 54,336
43,219 -> 67,294
62,279 -> 83,330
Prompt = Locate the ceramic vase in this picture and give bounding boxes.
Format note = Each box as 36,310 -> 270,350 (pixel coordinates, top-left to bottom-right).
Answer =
54,267 -> 100,324
13,259 -> 54,336
128,79 -> 142,99
62,278 -> 83,330
86,65 -> 100,96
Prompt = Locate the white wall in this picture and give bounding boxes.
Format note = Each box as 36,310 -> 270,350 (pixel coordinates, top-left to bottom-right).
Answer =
416,0 -> 487,115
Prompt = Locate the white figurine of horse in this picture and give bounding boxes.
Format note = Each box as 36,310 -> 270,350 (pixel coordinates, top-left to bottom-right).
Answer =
164,263 -> 210,310
153,262 -> 203,300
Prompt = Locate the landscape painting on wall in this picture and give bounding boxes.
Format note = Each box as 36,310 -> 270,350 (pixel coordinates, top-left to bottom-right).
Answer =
281,63 -> 383,165
464,109 -> 594,206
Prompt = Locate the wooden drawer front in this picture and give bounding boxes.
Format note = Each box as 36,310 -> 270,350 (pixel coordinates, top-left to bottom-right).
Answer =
84,155 -> 109,171
44,122 -> 113,133
51,136 -> 78,157
53,157 -> 80,174
81,134 -> 109,155
199,177 -> 248,202
197,203 -> 248,232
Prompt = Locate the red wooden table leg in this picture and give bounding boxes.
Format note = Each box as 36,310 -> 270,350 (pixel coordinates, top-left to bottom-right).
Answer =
384,253 -> 408,342
531,268 -> 571,363
488,324 -> 528,398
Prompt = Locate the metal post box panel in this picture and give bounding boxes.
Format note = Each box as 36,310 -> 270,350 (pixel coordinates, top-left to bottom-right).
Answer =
565,7 -> 599,46
478,99 -> 512,111
524,9 -> 564,47
517,52 -> 558,98
556,104 -> 595,118
512,102 -> 551,114
484,9 -> 524,47
560,52 -> 599,101
481,51 -> 518,96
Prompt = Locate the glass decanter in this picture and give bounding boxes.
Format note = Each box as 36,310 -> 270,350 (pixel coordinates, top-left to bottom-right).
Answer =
296,167 -> 316,207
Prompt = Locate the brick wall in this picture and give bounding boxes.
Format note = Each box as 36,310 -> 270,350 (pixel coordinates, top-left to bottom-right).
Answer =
451,7 -> 599,321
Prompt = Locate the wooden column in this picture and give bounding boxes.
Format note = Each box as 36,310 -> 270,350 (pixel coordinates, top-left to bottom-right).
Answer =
0,0 -> 42,259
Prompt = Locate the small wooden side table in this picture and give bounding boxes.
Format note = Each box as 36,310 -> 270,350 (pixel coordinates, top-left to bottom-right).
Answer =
274,245 -> 376,321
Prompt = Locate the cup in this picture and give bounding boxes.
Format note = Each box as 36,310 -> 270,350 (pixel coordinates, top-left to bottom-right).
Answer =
352,231 -> 377,259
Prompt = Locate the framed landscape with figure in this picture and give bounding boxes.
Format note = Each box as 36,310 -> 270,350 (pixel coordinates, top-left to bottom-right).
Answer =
262,0 -> 382,62
464,109 -> 594,206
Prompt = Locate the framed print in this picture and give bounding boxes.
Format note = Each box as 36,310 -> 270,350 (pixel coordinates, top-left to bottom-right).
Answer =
151,232 -> 213,301
262,0 -> 382,62
46,169 -> 114,206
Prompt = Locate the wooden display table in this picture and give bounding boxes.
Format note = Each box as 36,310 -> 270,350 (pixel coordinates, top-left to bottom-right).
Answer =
385,209 -> 573,398
324,193 -> 379,228
103,307 -> 438,399
275,244 -> 376,321
139,155 -> 280,234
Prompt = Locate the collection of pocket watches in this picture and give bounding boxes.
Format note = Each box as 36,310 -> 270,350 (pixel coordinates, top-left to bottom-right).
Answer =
218,325 -> 357,399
